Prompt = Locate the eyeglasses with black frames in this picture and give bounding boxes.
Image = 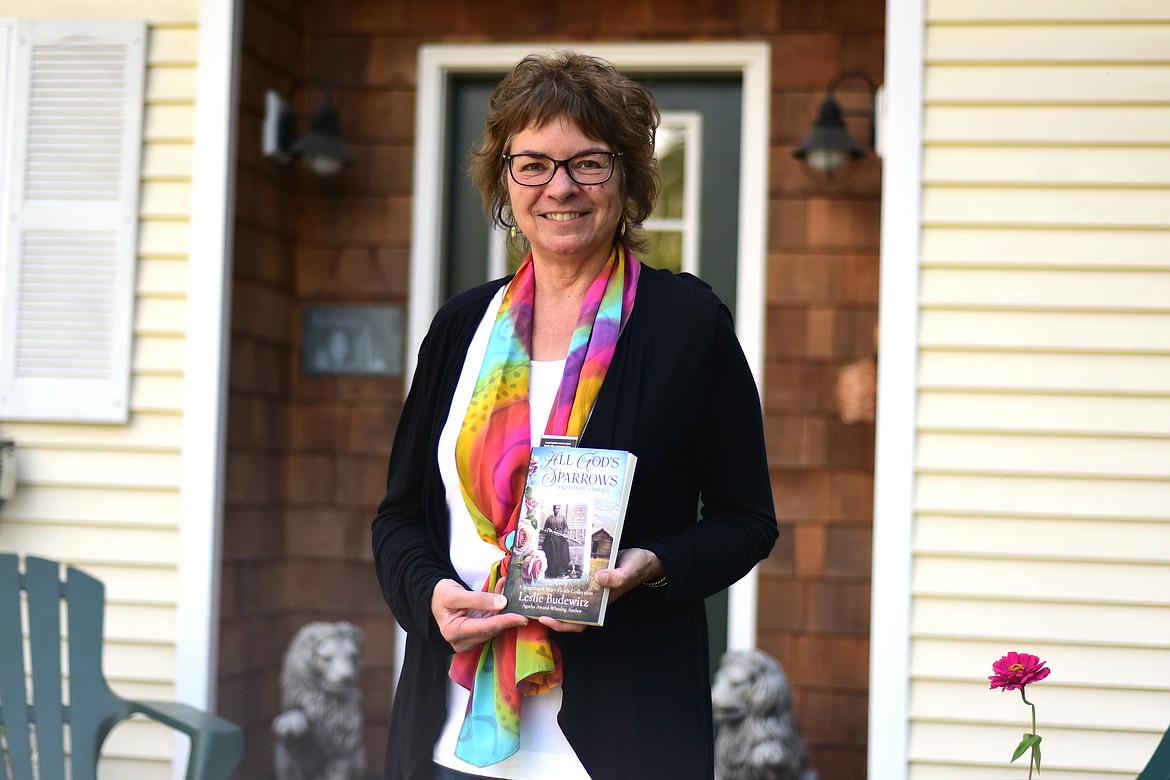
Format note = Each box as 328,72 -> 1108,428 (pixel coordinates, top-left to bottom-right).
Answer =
503,151 -> 622,186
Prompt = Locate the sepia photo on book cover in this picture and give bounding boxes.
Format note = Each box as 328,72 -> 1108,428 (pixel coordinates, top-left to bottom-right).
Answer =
501,446 -> 637,626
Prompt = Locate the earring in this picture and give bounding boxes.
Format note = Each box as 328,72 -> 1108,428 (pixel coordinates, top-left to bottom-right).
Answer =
510,225 -> 519,241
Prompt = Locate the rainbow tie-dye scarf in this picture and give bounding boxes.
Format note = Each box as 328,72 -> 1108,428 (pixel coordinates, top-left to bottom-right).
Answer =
450,244 -> 639,766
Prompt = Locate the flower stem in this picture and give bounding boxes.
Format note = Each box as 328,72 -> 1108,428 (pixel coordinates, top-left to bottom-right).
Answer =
1020,687 -> 1037,778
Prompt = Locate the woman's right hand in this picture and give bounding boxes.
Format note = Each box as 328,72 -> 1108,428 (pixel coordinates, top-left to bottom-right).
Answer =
431,578 -> 529,653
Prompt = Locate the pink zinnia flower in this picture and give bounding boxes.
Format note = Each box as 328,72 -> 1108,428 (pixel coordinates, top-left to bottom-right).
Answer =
989,652 -> 1051,692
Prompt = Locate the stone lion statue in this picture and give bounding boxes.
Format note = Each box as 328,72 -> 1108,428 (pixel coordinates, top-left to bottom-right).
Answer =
273,621 -> 366,780
712,649 -> 816,780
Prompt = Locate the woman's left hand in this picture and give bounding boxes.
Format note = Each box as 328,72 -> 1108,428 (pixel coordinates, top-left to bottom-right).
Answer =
595,547 -> 664,603
536,615 -> 588,634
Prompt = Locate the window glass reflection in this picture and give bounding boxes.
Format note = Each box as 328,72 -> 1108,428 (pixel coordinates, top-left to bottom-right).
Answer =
652,126 -> 686,221
642,231 -> 683,273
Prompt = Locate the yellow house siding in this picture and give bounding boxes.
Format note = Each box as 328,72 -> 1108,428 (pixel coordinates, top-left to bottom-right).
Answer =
0,5 -> 200,778
926,106 -> 1170,146
910,3 -> 1170,778
923,227 -> 1170,268
927,0 -> 1170,22
926,147 -> 1170,185
0,0 -> 198,22
927,24 -> 1170,61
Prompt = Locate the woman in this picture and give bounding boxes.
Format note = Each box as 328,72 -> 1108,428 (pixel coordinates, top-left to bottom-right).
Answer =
372,51 -> 777,780
538,505 -> 571,579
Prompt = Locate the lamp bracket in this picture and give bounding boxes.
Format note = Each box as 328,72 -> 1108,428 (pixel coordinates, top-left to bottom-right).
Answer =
822,70 -> 879,150
824,70 -> 878,98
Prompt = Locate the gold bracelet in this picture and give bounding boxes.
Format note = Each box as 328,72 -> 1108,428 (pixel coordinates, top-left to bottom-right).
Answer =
644,575 -> 668,588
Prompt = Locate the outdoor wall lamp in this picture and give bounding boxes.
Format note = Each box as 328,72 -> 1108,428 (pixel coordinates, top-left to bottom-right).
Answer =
793,71 -> 880,183
262,79 -> 353,177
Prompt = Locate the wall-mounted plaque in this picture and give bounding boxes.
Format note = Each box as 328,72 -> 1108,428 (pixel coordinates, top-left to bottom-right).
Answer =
301,305 -> 403,377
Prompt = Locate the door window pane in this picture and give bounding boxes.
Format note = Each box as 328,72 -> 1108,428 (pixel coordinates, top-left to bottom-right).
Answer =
642,112 -> 700,274
642,231 -> 683,274
652,124 -> 686,221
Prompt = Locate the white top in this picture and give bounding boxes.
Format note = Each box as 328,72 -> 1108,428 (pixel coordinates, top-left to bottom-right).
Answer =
433,286 -> 589,778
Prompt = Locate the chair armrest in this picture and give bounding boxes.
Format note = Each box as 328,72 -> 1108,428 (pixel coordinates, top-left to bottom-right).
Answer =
129,700 -> 243,780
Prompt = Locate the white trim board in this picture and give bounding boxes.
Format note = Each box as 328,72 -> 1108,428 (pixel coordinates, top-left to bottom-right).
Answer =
405,42 -> 772,673
868,1 -> 925,779
174,1 -> 242,773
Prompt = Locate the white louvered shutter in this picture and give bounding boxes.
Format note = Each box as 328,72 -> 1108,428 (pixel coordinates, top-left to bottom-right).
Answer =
0,19 -> 145,422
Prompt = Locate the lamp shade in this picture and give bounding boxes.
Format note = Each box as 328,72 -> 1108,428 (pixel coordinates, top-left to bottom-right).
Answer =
793,95 -> 867,175
289,104 -> 353,176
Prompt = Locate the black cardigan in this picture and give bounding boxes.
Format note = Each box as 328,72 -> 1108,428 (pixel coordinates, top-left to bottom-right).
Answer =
373,266 -> 778,780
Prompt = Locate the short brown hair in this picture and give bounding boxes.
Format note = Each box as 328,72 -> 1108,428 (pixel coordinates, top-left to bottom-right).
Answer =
468,51 -> 661,254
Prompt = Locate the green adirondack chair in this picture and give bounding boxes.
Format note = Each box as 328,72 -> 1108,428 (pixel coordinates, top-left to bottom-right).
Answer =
1139,723 -> 1170,779
0,553 -> 243,779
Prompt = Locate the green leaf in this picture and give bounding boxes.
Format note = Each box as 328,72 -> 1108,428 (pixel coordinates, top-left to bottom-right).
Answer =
1034,740 -> 1042,773
1011,733 -> 1042,763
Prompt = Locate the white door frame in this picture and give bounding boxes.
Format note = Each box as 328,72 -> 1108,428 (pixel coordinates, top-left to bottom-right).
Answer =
404,42 -> 771,670
868,0 -> 925,778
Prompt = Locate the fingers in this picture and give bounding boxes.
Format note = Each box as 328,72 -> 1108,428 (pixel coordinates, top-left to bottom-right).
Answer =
447,613 -> 530,654
594,567 -> 630,589
431,578 -> 530,653
595,548 -> 664,603
537,616 -> 587,634
433,578 -> 507,614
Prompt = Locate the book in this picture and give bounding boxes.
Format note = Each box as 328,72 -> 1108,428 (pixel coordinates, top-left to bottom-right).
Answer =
501,446 -> 638,626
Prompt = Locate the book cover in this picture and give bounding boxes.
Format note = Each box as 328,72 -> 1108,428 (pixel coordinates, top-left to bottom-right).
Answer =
501,446 -> 638,626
